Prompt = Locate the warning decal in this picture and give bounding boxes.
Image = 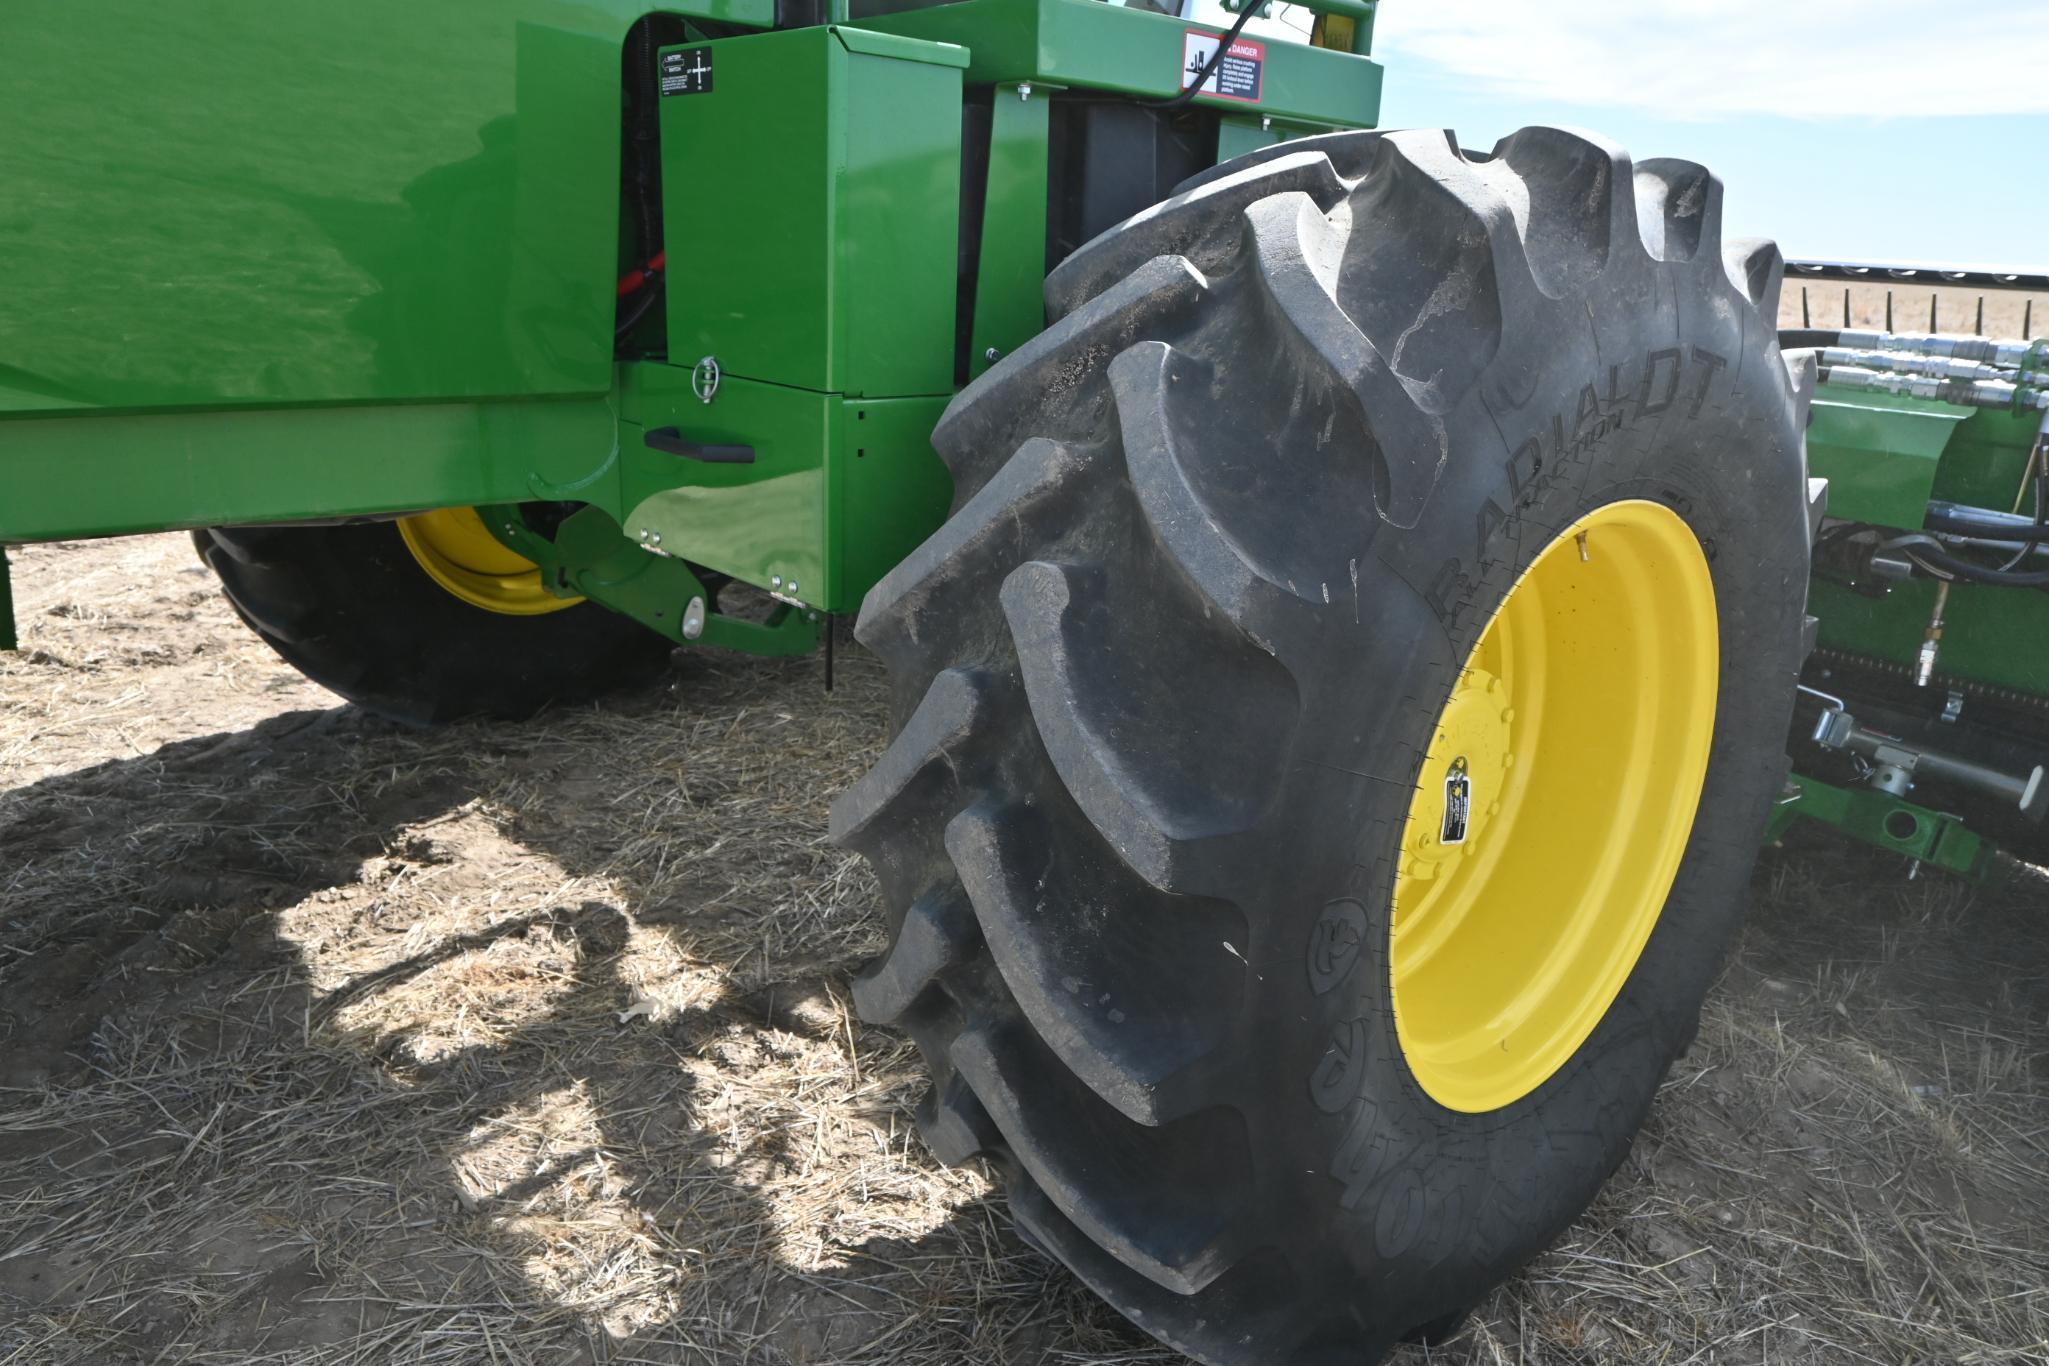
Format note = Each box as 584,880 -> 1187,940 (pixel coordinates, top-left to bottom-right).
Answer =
660,47 -> 714,97
1179,30 -> 1264,103
1440,757 -> 1472,845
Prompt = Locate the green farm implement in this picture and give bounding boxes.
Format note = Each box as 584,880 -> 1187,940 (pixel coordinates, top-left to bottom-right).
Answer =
2,2 -> 2042,1359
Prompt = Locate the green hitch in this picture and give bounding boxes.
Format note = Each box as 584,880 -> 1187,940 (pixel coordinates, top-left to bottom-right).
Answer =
481,503 -> 821,658
1770,774 -> 1992,881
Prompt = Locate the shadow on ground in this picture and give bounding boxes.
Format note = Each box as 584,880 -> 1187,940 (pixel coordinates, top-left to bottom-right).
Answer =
1,558 -> 2044,1364
0,648 -> 1161,1364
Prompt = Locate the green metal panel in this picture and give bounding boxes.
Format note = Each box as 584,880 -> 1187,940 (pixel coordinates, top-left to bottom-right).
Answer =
630,26 -> 964,616
1217,115 -> 1284,163
1809,575 -> 2049,699
967,86 -> 1054,382
0,0 -> 710,416
0,398 -> 614,541
1805,391 -> 2048,699
1805,395 -> 1967,530
837,32 -> 968,397
1929,404 -> 2043,510
620,364 -> 836,608
1218,112 -> 1358,163
833,395 -> 955,599
658,27 -> 965,397
859,0 -> 1383,127
616,369 -> 956,617
834,25 -> 971,64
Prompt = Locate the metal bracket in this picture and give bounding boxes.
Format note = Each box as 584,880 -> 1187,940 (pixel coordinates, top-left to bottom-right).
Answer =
0,545 -> 14,651
479,503 -> 819,657
1798,682 -> 2043,819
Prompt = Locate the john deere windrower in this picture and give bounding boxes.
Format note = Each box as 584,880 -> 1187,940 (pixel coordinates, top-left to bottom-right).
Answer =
2,1 -> 2042,1359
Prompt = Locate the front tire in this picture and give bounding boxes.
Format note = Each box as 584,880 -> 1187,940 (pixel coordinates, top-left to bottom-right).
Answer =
834,127 -> 1815,1363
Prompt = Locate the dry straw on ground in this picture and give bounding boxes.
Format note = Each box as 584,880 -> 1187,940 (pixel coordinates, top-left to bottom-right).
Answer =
2,533 -> 2045,1364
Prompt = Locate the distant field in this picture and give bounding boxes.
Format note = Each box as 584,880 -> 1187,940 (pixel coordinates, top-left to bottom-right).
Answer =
1777,276 -> 2046,340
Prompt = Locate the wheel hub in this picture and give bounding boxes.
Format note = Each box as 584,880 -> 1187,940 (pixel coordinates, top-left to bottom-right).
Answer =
1389,500 -> 1719,1114
1400,667 -> 1512,880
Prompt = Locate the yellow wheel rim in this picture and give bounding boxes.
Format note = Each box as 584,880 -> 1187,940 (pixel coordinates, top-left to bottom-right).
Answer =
396,506 -> 581,616
1390,500 -> 1718,1113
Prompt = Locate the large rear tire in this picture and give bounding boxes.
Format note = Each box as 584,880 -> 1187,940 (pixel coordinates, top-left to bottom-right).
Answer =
195,518 -> 672,725
834,127 -> 1816,1363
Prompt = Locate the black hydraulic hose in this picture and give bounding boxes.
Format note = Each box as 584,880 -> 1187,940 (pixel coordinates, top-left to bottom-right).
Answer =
1926,500 -> 2048,539
1995,441 -> 2046,570
615,283 -> 663,339
1895,536 -> 2049,587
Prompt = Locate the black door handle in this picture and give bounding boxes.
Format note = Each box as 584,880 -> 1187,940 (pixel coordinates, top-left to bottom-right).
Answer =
645,427 -> 755,463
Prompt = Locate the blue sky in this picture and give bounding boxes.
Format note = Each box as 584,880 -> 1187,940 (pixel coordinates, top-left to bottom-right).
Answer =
1221,1 -> 2048,268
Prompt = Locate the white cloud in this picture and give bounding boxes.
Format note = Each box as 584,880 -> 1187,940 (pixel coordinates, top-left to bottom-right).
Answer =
1374,1 -> 2049,119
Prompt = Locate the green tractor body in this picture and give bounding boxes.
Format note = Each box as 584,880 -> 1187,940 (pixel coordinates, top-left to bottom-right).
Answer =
3,2 -> 2044,1359
0,0 -> 1376,643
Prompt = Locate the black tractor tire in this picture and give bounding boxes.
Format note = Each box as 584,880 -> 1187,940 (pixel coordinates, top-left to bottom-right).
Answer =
194,521 -> 672,725
833,127 -> 1816,1363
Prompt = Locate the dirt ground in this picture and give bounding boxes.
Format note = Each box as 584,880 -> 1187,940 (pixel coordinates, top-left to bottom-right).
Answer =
1,532 -> 2045,1365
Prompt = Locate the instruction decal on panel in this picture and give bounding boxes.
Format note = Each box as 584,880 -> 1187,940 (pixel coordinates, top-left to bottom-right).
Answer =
1180,31 -> 1264,102
661,47 -> 714,96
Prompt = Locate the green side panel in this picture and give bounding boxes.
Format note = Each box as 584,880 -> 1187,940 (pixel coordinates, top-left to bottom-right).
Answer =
1217,116 -> 1285,163
615,371 -> 955,617
632,26 -> 963,615
1806,391 -> 2047,700
0,0 -> 708,416
0,399 -> 613,541
1805,395 -> 1966,530
835,24 -> 971,64
833,396 -> 955,601
658,27 -> 965,397
1809,575 -> 2049,700
968,87 -> 1053,382
858,0 -> 1383,127
1928,404 -> 2044,510
620,366 -> 835,608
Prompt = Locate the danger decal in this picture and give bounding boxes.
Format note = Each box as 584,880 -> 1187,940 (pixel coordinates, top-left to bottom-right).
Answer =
1180,31 -> 1265,103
